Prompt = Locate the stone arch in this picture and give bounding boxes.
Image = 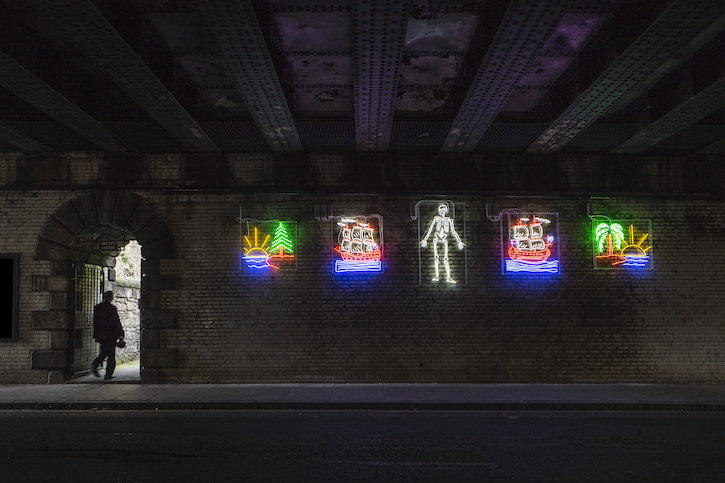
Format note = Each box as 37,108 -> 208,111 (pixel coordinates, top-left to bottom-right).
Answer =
31,191 -> 178,384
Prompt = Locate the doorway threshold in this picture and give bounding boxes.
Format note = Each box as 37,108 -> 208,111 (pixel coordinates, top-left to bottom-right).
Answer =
68,360 -> 140,384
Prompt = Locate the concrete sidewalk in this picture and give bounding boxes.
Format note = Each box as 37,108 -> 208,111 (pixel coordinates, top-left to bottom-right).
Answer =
1,370 -> 723,411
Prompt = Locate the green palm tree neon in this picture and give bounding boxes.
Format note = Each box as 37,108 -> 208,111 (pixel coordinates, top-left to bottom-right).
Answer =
596,222 -> 625,255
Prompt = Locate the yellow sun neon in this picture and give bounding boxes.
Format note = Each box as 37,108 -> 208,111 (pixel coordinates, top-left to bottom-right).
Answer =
620,224 -> 651,256
242,227 -> 271,268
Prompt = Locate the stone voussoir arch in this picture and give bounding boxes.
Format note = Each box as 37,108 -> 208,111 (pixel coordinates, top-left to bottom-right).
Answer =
32,190 -> 178,384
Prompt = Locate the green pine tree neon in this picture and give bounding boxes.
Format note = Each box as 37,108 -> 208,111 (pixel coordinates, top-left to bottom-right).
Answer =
269,222 -> 294,255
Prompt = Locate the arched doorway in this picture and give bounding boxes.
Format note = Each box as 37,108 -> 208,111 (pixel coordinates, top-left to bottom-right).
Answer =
68,239 -> 142,382
32,191 -> 178,384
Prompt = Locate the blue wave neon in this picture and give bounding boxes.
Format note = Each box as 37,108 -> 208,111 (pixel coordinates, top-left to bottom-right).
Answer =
244,255 -> 268,269
335,260 -> 382,273
622,256 -> 649,268
505,259 -> 559,274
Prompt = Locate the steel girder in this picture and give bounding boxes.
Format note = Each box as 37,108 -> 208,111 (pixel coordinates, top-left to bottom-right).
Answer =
612,76 -> 725,153
527,0 -> 725,153
0,51 -> 131,152
0,121 -> 54,152
24,0 -> 219,153
441,0 -> 571,152
697,137 -> 725,155
191,0 -> 303,153
352,0 -> 410,152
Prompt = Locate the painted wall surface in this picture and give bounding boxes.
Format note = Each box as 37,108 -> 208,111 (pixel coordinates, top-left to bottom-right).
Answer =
1,188 -> 722,383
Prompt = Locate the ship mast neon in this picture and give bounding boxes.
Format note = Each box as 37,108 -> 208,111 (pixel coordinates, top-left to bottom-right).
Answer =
503,213 -> 559,274
334,216 -> 382,273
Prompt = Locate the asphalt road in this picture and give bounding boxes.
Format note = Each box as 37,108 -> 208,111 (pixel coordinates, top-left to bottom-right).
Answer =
1,410 -> 722,482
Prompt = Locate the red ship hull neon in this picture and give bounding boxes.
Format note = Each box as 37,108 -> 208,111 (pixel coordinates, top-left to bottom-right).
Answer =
508,245 -> 551,262
508,215 -> 554,263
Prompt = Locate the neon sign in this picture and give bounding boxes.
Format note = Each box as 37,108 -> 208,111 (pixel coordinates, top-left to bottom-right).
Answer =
594,220 -> 652,269
416,201 -> 467,284
240,219 -> 296,271
334,215 -> 382,273
502,213 -> 560,274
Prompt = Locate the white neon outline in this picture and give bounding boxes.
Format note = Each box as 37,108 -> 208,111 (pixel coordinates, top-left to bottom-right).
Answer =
420,203 -> 465,283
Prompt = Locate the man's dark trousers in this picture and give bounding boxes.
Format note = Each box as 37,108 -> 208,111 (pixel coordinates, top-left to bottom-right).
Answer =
94,340 -> 117,377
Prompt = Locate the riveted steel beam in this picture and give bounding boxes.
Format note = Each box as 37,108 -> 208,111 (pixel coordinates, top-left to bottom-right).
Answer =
24,0 -> 219,153
613,76 -> 725,153
353,0 -> 410,152
696,137 -> 725,156
0,51 -> 131,152
191,0 -> 303,153
527,0 -> 725,153
442,0 -> 571,152
0,120 -> 54,152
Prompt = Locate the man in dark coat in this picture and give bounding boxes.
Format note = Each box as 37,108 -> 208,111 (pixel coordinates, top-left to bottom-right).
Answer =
92,291 -> 124,380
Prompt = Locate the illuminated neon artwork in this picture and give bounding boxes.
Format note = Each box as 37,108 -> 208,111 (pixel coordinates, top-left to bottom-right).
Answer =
594,221 -> 651,269
240,220 -> 297,271
502,213 -> 559,275
243,227 -> 271,269
267,222 -> 295,269
334,216 -> 382,273
420,203 -> 464,283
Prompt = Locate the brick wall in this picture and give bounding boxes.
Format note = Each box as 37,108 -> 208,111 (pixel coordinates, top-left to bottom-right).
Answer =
0,190 -> 75,383
148,193 -> 722,383
0,151 -> 723,384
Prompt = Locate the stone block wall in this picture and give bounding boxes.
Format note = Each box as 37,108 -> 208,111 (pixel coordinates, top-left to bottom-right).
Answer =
113,284 -> 140,364
0,188 -> 75,383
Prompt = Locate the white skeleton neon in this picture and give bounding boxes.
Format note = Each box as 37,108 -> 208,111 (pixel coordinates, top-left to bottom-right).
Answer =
420,204 -> 464,283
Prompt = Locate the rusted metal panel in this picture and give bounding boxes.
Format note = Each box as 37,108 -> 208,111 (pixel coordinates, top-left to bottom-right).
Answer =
193,0 -> 303,153
528,0 -> 725,153
0,51 -> 131,152
0,121 -> 54,152
442,0 -> 572,152
612,76 -> 725,153
24,0 -> 219,153
352,0 -> 410,152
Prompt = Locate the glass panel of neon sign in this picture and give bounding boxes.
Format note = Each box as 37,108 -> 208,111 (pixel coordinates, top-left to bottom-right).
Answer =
333,215 -> 383,273
593,220 -> 653,269
501,213 -> 560,275
240,219 -> 297,271
416,201 -> 467,285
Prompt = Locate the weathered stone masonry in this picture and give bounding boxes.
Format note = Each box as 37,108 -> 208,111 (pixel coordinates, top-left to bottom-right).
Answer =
0,152 -> 723,383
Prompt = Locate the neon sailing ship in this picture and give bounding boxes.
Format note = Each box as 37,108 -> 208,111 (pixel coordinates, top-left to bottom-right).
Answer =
509,216 -> 553,262
504,215 -> 559,274
334,218 -> 382,272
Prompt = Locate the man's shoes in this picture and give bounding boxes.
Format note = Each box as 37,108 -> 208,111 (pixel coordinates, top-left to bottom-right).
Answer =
91,366 -> 100,377
104,375 -> 116,380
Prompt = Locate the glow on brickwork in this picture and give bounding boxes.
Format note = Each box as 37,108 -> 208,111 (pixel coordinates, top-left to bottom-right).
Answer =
502,213 -> 560,275
594,220 -> 652,269
334,216 -> 382,273
239,217 -> 297,271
